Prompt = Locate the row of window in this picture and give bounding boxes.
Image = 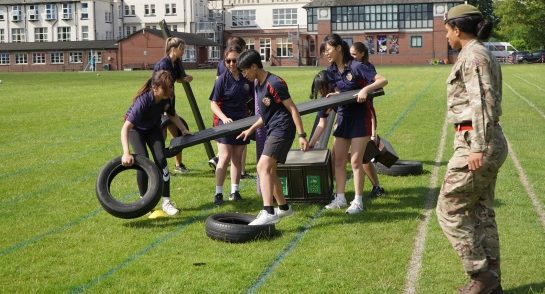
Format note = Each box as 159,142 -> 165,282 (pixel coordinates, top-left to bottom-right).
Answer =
232,8 -> 298,27
0,51 -> 103,65
124,3 -> 177,17
2,3 -> 77,22
0,26 -> 102,42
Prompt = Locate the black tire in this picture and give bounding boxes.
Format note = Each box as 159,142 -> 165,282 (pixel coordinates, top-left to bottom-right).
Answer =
374,160 -> 423,176
96,155 -> 162,219
161,115 -> 189,132
205,213 -> 276,243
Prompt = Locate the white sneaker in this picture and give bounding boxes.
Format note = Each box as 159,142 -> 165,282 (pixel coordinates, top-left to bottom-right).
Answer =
325,195 -> 347,209
162,200 -> 179,216
274,206 -> 294,218
249,210 -> 279,225
345,201 -> 363,214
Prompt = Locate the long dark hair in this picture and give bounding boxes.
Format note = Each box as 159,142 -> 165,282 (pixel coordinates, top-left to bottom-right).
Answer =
322,34 -> 353,65
446,15 -> 493,41
352,41 -> 369,64
132,70 -> 173,102
309,70 -> 333,99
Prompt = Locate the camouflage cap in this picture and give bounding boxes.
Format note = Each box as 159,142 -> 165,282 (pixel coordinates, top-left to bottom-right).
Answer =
444,4 -> 482,23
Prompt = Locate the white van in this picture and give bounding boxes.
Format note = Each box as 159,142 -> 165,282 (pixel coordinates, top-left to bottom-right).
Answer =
483,42 -> 518,62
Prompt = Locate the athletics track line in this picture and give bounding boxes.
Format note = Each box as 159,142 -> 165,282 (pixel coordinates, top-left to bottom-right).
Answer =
504,82 -> 545,120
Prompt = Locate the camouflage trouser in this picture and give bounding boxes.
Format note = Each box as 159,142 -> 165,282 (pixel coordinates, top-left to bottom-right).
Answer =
436,125 -> 508,275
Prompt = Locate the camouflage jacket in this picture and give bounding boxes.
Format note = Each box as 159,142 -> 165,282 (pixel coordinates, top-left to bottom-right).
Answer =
446,39 -> 502,152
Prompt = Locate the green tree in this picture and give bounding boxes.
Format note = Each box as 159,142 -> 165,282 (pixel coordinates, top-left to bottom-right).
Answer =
494,0 -> 545,50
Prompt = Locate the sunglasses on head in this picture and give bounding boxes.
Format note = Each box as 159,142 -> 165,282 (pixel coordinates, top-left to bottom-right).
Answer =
225,59 -> 237,64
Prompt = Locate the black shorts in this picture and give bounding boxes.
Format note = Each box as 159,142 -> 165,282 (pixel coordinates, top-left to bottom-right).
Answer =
261,135 -> 294,164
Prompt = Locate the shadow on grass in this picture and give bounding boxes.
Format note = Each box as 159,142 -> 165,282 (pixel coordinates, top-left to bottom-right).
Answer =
505,281 -> 545,293
122,212 -> 209,229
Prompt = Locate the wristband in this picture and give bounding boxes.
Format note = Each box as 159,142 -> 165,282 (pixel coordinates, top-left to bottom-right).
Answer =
298,132 -> 307,138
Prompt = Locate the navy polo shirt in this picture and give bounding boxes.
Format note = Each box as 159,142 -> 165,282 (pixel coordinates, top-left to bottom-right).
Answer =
326,60 -> 376,117
255,72 -> 295,138
125,91 -> 175,133
154,55 -> 185,103
209,70 -> 252,125
216,60 -> 227,76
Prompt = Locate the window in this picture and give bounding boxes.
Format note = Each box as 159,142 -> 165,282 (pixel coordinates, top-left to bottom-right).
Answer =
33,52 -> 46,64
245,38 -> 255,50
58,27 -> 71,41
69,52 -> 83,63
50,52 -> 64,64
169,25 -> 177,32
11,6 -> 22,22
276,38 -> 293,57
144,4 -> 155,16
183,45 -> 196,62
232,10 -> 256,27
81,3 -> 88,19
35,27 -> 48,42
124,5 -> 135,16
0,10 -> 5,21
11,28 -> 25,42
307,8 -> 317,32
273,8 -> 297,26
82,26 -> 89,40
125,26 -> 137,36
0,53 -> 9,65
0,29 -> 4,42
398,4 -> 433,29
62,3 -> 72,20
46,4 -> 57,20
166,3 -> 177,15
105,12 -> 112,23
411,36 -> 422,47
88,51 -> 102,63
15,53 -> 27,64
28,5 -> 39,21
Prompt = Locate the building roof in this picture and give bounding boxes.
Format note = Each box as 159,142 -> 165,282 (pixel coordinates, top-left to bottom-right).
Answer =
0,40 -> 118,52
122,29 -> 220,47
304,0 -> 461,8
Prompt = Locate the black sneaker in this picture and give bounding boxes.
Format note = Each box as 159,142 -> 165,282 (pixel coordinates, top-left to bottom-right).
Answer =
240,171 -> 255,179
214,193 -> 224,205
229,191 -> 242,201
174,163 -> 189,174
370,186 -> 385,198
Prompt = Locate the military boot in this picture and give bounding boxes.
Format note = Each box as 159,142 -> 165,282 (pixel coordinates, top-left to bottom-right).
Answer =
459,270 -> 499,294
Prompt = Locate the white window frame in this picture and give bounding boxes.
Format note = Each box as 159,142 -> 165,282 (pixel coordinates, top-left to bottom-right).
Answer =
273,8 -> 297,26
232,10 -> 256,27
276,37 -> 293,57
28,5 -> 39,21
87,51 -> 103,64
144,4 -> 155,16
62,3 -> 72,20
0,53 -> 9,65
46,4 -> 57,20
0,29 -> 4,43
411,35 -> 422,48
35,27 -> 48,42
50,52 -> 64,64
182,45 -> 196,62
81,3 -> 88,19
69,51 -> 83,63
82,26 -> 89,40
15,53 -> 27,64
57,27 -> 71,42
11,28 -> 25,42
11,6 -> 22,22
32,52 -> 46,64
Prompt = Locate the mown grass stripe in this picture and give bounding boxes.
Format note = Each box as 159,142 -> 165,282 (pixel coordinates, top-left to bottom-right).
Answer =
505,82 -> 545,120
506,137 -> 545,233
514,74 -> 545,92
404,117 -> 449,294
246,208 -> 325,294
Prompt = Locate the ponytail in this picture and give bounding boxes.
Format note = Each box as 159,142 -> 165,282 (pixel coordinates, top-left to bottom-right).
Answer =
165,37 -> 186,55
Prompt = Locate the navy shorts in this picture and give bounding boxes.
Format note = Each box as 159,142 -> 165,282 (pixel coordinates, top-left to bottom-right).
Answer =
333,111 -> 373,139
215,120 -> 250,146
261,135 -> 294,164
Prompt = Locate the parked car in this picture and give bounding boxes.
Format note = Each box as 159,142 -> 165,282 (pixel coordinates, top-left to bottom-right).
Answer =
513,51 -> 529,63
518,50 -> 545,63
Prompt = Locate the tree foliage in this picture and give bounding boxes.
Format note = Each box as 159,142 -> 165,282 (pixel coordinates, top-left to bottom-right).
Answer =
493,0 -> 545,50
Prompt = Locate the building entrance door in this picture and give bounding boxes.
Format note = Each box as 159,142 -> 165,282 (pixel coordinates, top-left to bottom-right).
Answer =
259,38 -> 271,62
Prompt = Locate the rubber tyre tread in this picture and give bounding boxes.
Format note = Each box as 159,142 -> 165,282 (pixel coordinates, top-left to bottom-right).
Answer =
374,160 -> 423,176
96,155 -> 162,219
205,213 -> 276,243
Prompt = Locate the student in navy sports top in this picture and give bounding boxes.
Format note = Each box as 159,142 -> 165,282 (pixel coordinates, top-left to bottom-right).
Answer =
350,41 -> 387,198
154,37 -> 192,174
236,50 -> 308,225
121,70 -> 185,216
209,46 -> 253,205
321,34 -> 388,215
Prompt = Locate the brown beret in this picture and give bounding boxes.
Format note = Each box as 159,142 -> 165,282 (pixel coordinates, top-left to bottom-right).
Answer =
444,4 -> 482,23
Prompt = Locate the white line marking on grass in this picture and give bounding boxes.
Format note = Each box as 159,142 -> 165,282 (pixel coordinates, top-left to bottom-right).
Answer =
505,82 -> 545,121
506,137 -> 545,233
514,75 -> 545,92
403,117 -> 449,294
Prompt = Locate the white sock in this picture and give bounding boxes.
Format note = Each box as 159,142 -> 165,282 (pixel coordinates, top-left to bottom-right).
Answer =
215,186 -> 223,194
162,197 -> 171,204
354,195 -> 363,205
336,193 -> 346,201
231,184 -> 239,194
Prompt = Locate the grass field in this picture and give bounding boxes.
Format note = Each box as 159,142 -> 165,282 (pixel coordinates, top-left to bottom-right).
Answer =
1,64 -> 545,293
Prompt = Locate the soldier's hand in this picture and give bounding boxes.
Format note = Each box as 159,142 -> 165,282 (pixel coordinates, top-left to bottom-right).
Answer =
468,152 -> 483,171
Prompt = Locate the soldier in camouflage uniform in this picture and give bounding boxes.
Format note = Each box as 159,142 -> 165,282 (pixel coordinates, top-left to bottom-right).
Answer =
437,4 -> 508,294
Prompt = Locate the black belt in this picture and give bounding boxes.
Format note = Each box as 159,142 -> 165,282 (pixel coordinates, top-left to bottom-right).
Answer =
454,121 -> 472,127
